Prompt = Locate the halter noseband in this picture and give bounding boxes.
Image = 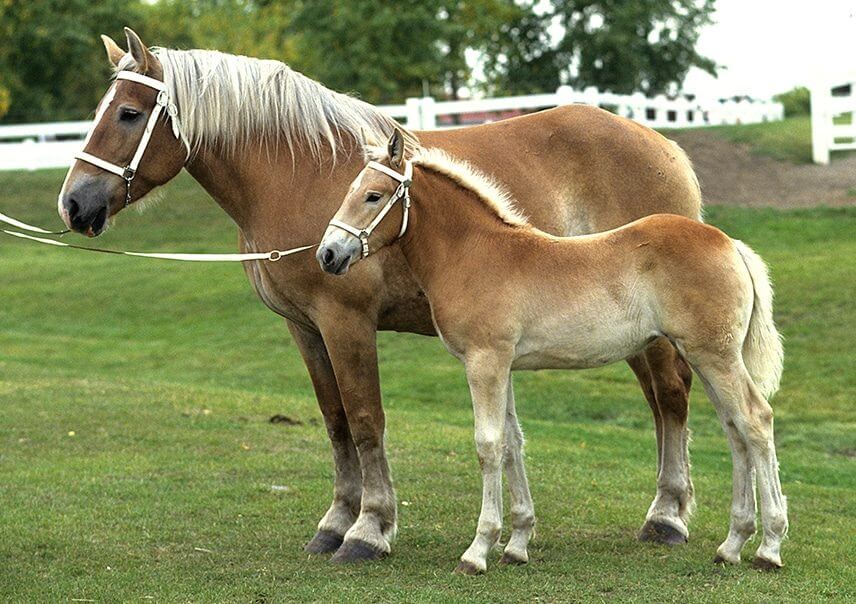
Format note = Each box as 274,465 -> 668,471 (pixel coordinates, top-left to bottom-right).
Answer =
328,160 -> 412,258
75,71 -> 181,208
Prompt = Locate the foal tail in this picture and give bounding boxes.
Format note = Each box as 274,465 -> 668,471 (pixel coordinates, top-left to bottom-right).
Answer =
733,240 -> 784,399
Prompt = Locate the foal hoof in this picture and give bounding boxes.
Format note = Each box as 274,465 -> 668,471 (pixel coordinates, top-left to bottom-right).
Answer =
304,530 -> 344,555
713,554 -> 737,565
752,556 -> 783,572
453,560 -> 484,575
499,552 -> 528,566
330,539 -> 387,564
638,520 -> 688,546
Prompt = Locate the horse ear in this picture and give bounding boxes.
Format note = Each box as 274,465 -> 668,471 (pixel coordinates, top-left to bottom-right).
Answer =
101,35 -> 125,67
388,128 -> 404,169
124,27 -> 153,73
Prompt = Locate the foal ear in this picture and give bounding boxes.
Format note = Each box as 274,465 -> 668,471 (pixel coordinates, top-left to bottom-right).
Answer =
124,27 -> 154,73
101,34 -> 125,67
388,128 -> 405,169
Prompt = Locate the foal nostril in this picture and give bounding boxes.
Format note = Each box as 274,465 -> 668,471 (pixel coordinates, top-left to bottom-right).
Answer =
322,247 -> 335,267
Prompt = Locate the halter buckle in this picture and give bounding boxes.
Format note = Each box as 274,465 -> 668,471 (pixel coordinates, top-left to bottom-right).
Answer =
122,166 -> 136,181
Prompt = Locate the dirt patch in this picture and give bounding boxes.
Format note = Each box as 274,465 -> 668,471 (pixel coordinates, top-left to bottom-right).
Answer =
667,130 -> 856,208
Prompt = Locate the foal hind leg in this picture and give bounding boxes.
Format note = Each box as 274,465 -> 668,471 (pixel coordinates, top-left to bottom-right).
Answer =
500,377 -> 536,565
695,361 -> 787,568
456,350 -> 513,575
632,339 -> 694,544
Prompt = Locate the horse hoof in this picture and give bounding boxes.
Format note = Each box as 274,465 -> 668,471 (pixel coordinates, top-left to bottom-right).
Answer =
304,530 -> 344,555
330,539 -> 387,564
454,560 -> 484,575
713,554 -> 737,565
499,552 -> 527,566
638,520 -> 688,546
752,556 -> 783,572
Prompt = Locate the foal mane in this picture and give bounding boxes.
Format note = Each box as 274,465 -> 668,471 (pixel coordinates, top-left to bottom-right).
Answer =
412,148 -> 529,228
118,48 -> 414,162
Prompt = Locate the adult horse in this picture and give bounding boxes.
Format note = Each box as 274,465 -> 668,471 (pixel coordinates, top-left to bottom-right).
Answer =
57,28 -> 702,562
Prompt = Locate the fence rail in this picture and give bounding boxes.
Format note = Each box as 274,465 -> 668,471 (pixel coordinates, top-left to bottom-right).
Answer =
0,86 -> 783,171
811,77 -> 856,164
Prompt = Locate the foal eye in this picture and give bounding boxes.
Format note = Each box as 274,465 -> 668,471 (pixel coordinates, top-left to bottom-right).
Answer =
365,192 -> 382,204
119,108 -> 142,122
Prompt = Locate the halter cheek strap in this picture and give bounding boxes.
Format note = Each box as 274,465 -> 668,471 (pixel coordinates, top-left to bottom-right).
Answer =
328,160 -> 412,258
75,71 -> 181,208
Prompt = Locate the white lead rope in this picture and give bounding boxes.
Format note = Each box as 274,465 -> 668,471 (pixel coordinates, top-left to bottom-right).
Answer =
2,229 -> 316,263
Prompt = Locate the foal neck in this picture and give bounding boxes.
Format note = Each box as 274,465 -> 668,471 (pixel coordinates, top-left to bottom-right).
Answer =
401,167 -> 531,285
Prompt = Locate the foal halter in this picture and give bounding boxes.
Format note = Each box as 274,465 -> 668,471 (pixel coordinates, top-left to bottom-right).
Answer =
75,71 -> 181,208
328,160 -> 412,258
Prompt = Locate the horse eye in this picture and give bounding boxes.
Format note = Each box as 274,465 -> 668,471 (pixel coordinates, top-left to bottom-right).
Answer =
119,108 -> 142,122
365,192 -> 382,204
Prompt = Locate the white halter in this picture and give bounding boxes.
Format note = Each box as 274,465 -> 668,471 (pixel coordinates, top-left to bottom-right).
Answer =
328,160 -> 412,258
75,71 -> 181,208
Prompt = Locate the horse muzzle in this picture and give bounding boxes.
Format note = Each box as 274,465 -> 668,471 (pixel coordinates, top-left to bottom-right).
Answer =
59,177 -> 112,237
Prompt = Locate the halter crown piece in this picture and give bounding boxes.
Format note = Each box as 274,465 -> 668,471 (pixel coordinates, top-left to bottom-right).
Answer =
75,71 -> 181,208
328,160 -> 413,258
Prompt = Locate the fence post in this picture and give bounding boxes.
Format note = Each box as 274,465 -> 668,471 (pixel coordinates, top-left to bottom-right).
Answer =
555,85 -> 575,106
419,97 -> 437,130
405,98 -> 422,129
810,84 -> 830,164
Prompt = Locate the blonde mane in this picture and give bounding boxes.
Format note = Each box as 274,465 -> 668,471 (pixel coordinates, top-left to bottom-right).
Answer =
412,148 -> 529,227
118,48 -> 414,162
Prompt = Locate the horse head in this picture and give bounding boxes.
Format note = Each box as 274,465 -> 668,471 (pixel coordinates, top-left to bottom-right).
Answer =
58,28 -> 186,236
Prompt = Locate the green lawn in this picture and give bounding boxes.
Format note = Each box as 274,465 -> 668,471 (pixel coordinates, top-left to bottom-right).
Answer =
0,170 -> 854,602
665,115 -> 825,164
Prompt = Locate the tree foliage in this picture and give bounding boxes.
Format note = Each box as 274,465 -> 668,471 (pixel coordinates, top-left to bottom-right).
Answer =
774,86 -> 810,117
0,0 -> 718,123
0,0 -> 138,123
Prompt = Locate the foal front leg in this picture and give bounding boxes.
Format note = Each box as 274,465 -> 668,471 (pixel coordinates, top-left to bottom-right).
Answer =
286,320 -> 362,554
500,376 -> 536,565
456,351 -> 513,575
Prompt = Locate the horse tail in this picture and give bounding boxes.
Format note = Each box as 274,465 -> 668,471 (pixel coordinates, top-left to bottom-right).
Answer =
733,239 -> 784,399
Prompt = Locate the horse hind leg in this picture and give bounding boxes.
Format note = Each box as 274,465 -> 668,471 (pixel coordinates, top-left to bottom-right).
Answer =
694,359 -> 787,569
499,377 -> 536,565
632,339 -> 694,545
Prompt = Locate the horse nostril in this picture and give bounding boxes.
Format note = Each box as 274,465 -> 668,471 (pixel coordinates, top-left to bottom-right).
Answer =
322,248 -> 335,266
67,198 -> 79,220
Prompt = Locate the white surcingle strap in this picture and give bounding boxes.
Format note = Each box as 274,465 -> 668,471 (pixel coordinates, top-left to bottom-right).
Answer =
328,160 -> 412,258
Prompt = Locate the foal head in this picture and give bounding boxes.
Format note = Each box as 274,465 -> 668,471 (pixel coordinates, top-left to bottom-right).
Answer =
57,28 -> 186,236
317,129 -> 411,275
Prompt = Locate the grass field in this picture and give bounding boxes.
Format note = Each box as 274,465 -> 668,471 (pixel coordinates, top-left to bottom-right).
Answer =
1,169 -> 854,602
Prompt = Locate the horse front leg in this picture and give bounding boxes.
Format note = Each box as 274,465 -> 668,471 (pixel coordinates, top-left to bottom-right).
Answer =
314,308 -> 397,563
455,350 -> 513,575
286,319 -> 362,554
633,338 -> 695,545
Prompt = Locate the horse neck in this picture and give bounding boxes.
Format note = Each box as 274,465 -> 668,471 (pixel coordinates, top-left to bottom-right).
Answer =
400,169 -> 524,289
184,139 -> 363,244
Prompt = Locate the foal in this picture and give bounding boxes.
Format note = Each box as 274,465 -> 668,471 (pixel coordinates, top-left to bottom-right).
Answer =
317,130 -> 787,574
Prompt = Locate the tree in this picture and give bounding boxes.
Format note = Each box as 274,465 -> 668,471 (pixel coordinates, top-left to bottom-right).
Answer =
483,0 -> 717,96
288,0 -> 529,103
0,0 -> 141,123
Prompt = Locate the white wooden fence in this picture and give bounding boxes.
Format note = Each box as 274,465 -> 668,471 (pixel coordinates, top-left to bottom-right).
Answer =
0,86 -> 783,171
811,77 -> 856,164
